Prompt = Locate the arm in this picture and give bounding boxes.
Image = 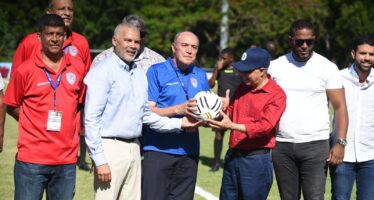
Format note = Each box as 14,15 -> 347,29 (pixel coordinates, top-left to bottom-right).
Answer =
208,91 -> 286,138
3,69 -> 24,122
6,105 -> 19,121
143,102 -> 201,132
84,67 -> 111,182
0,91 -> 5,152
146,64 -> 199,118
208,59 -> 225,88
81,37 -> 92,75
148,100 -> 197,117
326,88 -> 348,165
208,110 -> 247,132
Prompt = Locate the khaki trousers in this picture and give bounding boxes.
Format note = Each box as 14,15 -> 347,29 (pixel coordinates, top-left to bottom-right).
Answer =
94,138 -> 141,200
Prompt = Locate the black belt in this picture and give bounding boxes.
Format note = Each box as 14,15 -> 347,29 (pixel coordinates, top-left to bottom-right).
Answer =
101,136 -> 137,143
230,148 -> 270,157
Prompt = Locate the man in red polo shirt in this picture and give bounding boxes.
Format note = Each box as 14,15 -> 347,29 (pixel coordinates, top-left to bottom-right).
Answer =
208,47 -> 286,200
11,0 -> 91,170
4,14 -> 85,200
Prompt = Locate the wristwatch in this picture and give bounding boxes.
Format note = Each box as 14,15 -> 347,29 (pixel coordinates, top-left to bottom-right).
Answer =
336,138 -> 347,147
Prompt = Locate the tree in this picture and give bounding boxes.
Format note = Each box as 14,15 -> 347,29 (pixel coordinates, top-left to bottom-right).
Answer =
326,0 -> 374,67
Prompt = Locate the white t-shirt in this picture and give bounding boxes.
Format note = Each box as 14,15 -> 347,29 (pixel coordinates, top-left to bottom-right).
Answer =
338,65 -> 374,162
268,52 -> 343,143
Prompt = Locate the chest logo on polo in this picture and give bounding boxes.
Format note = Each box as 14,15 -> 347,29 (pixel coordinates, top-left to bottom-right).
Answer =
190,77 -> 198,88
66,72 -> 76,85
64,46 -> 78,57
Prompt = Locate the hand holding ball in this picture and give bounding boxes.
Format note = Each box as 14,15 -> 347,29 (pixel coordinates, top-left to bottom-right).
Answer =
193,91 -> 222,121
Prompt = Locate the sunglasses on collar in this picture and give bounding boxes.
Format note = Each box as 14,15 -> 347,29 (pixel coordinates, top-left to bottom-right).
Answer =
294,39 -> 315,47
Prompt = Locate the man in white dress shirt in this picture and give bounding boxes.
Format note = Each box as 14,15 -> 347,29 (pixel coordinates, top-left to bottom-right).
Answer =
330,34 -> 374,200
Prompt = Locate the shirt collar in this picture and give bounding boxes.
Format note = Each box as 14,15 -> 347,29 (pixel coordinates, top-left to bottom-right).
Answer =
348,63 -> 374,86
112,51 -> 137,71
246,75 -> 273,93
134,46 -> 146,61
34,50 -> 70,74
167,57 -> 194,74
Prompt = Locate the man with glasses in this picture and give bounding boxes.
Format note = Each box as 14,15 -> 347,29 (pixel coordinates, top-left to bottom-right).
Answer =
268,19 -> 348,200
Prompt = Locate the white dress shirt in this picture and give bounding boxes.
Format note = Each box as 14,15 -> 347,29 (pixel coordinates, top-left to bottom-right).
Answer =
337,64 -> 374,162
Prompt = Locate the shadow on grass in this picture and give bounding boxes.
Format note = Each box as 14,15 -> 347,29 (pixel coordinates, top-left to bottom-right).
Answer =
199,155 -> 222,168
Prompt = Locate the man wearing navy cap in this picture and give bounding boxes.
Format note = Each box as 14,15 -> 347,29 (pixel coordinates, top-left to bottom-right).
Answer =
208,47 -> 287,200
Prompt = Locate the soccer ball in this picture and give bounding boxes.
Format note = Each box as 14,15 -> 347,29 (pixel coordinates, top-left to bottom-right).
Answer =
193,91 -> 222,121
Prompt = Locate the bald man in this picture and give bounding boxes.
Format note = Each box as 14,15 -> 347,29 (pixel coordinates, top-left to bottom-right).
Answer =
141,32 -> 210,200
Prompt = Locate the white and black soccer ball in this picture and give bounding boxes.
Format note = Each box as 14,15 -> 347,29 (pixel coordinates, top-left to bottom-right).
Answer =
193,91 -> 222,121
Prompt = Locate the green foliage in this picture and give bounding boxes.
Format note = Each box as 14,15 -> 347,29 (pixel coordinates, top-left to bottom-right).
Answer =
0,0 -> 372,68
0,1 -> 46,60
229,0 -> 329,57
328,0 -> 374,67
139,0 -> 221,67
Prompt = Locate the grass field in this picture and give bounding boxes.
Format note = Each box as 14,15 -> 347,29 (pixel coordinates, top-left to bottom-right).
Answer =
0,113 -> 356,199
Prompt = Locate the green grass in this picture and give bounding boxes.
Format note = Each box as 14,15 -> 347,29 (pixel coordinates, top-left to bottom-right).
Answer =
0,115 -> 356,199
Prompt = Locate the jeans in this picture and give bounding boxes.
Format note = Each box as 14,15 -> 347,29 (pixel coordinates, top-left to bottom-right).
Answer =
272,140 -> 329,200
14,160 -> 76,200
330,160 -> 374,200
220,149 -> 273,200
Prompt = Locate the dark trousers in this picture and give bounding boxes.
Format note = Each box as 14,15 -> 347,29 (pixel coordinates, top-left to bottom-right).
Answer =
141,151 -> 198,200
272,140 -> 329,200
220,148 -> 273,200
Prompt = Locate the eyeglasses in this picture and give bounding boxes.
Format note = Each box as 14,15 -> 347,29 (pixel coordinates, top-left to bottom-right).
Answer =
294,39 -> 314,47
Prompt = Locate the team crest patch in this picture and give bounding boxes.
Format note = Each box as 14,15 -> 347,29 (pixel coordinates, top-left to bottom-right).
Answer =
68,46 -> 78,57
66,72 -> 76,85
190,77 -> 198,88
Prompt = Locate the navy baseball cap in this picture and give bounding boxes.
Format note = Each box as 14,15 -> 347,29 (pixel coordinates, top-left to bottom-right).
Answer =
233,47 -> 271,72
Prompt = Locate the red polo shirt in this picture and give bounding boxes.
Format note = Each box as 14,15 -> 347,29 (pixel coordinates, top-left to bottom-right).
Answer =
11,32 -> 91,77
4,51 -> 86,165
228,76 -> 286,150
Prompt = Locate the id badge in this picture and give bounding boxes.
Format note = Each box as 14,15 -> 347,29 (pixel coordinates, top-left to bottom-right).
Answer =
47,110 -> 63,131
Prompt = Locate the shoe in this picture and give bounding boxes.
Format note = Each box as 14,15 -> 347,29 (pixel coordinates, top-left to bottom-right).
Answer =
209,163 -> 220,172
77,162 -> 90,171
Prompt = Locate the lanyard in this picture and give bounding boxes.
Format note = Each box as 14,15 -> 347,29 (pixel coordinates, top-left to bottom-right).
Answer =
170,60 -> 189,100
43,68 -> 63,111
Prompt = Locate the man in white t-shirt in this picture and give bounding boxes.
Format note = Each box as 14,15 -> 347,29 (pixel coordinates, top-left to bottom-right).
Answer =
268,19 -> 348,200
329,35 -> 374,200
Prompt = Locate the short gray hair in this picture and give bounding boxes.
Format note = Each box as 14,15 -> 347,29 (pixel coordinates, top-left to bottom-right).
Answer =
113,22 -> 140,38
122,15 -> 147,39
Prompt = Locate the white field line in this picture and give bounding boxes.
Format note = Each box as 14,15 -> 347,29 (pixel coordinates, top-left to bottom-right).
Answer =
195,185 -> 219,200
